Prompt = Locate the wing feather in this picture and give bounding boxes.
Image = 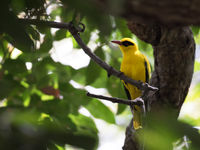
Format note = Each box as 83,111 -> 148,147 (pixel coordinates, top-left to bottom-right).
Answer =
123,83 -> 131,100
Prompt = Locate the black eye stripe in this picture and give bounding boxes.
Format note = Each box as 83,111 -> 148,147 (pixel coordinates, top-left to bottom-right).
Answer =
121,41 -> 134,47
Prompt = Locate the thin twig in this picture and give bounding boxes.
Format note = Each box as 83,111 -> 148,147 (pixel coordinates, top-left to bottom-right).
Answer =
87,92 -> 143,106
18,19 -> 158,92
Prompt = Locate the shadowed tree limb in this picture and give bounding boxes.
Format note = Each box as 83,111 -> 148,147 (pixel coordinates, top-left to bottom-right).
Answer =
122,0 -> 200,25
96,0 -> 200,25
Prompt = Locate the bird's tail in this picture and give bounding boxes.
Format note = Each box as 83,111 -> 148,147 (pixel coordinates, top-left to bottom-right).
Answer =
132,105 -> 143,130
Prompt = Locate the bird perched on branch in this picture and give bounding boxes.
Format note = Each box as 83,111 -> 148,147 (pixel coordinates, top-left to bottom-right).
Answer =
111,38 -> 151,130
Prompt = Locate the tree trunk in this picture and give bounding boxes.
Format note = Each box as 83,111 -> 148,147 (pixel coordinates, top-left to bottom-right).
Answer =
122,20 -> 195,150
95,0 -> 196,149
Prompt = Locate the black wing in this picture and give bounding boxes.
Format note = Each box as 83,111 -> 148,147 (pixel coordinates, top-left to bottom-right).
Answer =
123,83 -> 131,100
144,59 -> 150,111
144,59 -> 149,83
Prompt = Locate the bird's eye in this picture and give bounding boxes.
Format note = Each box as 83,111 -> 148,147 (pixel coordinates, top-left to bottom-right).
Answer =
121,41 -> 134,47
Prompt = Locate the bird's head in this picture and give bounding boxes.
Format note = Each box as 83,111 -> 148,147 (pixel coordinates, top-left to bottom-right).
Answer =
111,38 -> 138,54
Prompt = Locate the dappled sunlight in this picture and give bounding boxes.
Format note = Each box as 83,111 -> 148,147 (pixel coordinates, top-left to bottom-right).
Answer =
51,38 -> 90,69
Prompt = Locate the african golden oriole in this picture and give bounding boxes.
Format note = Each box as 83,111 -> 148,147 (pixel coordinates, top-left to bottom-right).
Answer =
111,38 -> 151,130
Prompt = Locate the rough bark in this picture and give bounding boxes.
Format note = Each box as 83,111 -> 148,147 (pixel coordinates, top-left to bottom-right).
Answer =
122,0 -> 200,25
122,20 -> 195,150
97,0 -> 200,25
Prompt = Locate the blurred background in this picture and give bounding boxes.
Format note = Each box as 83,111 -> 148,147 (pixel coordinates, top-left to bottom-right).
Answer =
0,0 -> 200,149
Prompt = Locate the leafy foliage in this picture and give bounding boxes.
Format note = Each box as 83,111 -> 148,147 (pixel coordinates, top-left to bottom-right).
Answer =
0,0 -> 199,150
143,111 -> 200,150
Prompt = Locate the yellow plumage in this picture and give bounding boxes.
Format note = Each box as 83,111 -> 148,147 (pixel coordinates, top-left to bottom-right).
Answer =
111,38 -> 151,130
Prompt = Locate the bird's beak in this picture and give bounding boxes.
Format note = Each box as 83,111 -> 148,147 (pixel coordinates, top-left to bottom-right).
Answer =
111,40 -> 122,45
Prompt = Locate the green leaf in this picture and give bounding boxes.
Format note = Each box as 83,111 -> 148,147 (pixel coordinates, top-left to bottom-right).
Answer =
60,8 -> 74,22
26,26 -> 40,41
85,99 -> 115,124
86,60 -> 100,84
32,58 -> 52,85
60,83 -> 90,114
37,100 -> 72,123
194,61 -> 200,72
98,15 -> 112,37
80,29 -> 91,45
50,7 -> 62,20
54,30 -> 66,41
117,104 -> 127,115
0,3 -> 34,52
191,26 -> 200,36
3,58 -> 27,76
188,83 -> 200,101
55,65 -> 73,83
95,46 -> 105,60
69,113 -> 98,134
106,76 -> 127,98
4,29 -> 33,52
115,17 -> 132,37
86,47 -> 105,85
10,0 -> 25,14
68,113 -> 98,149
137,38 -> 150,52
109,47 -> 122,70
0,75 -> 18,99
39,30 -> 53,52
72,37 -> 80,48
54,144 -> 65,150
89,70 -> 107,88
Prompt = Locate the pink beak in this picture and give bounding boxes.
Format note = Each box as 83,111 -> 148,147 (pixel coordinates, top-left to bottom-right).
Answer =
111,40 -> 122,45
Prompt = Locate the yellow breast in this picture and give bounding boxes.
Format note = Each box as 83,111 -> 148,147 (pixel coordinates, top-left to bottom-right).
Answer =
120,50 -> 146,99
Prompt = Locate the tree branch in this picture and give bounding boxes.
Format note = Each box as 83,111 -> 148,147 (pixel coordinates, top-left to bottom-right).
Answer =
87,92 -> 143,106
71,31 -> 158,92
19,19 -> 71,29
96,0 -> 200,25
19,18 -> 158,92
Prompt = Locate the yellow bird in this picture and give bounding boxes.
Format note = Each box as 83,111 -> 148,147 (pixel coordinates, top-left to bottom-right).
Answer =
111,38 -> 151,130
